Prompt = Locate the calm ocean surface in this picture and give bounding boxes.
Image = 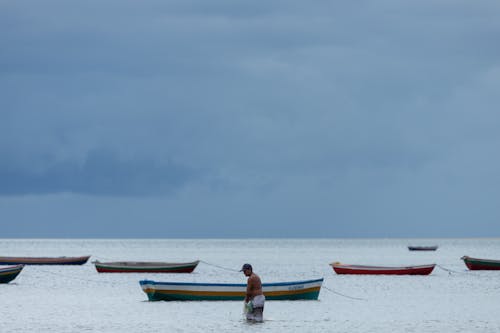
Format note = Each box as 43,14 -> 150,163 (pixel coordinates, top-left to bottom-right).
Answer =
1,238 -> 500,332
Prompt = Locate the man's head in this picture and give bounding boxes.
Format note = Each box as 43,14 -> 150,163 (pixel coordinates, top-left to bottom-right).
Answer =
240,263 -> 252,276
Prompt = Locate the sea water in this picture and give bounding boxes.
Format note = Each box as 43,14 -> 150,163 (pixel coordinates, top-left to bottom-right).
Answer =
1,238 -> 500,333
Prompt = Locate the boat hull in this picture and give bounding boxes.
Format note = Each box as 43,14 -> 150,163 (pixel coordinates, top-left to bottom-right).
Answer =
461,256 -> 500,270
94,260 -> 199,273
331,263 -> 435,275
140,278 -> 323,301
0,256 -> 90,265
0,265 -> 24,283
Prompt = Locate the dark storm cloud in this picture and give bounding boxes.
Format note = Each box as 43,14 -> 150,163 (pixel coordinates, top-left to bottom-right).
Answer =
0,149 -> 197,196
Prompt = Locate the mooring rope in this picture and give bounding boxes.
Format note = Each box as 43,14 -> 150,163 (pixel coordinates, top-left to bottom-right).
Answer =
436,264 -> 468,275
34,268 -> 124,285
436,264 -> 493,278
91,255 -> 119,262
322,285 -> 367,301
200,260 -> 240,272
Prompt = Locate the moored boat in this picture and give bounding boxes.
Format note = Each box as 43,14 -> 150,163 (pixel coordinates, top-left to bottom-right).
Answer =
330,262 -> 435,275
408,245 -> 438,251
0,265 -> 24,283
140,278 -> 324,301
94,260 -> 200,273
0,255 -> 90,265
461,256 -> 500,270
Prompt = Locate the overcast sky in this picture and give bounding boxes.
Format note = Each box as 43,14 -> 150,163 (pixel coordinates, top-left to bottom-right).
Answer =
1,0 -> 499,238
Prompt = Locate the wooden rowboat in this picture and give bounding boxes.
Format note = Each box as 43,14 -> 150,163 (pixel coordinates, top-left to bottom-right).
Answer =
408,245 -> 438,251
140,278 -> 324,301
461,256 -> 500,270
330,263 -> 435,275
0,256 -> 90,265
0,265 -> 24,284
94,260 -> 200,273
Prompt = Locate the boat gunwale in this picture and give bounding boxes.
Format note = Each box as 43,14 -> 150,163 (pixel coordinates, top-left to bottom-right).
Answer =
140,278 -> 324,288
461,256 -> 500,264
0,264 -> 24,283
329,263 -> 436,270
0,255 -> 90,264
0,264 -> 24,273
408,246 -> 438,251
0,255 -> 90,260
94,260 -> 200,268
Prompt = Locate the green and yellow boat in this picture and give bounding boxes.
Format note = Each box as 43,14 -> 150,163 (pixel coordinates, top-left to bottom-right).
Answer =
140,278 -> 323,301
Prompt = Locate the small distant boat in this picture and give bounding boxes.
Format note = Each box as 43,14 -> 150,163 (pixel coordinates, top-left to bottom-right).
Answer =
461,256 -> 500,270
0,265 -> 24,284
94,260 -> 200,273
330,262 -> 436,275
0,256 -> 90,265
408,246 -> 438,251
140,278 -> 324,301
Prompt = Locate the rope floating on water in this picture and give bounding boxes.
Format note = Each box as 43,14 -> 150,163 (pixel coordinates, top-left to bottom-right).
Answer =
91,255 -> 120,262
35,268 -> 125,285
322,285 -> 367,301
436,264 -> 468,275
436,264 -> 492,278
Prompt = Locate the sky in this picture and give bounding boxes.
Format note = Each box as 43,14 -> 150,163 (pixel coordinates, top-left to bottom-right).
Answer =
1,0 -> 500,238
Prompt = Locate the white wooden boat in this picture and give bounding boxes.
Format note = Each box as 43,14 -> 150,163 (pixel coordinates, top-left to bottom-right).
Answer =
140,278 -> 324,301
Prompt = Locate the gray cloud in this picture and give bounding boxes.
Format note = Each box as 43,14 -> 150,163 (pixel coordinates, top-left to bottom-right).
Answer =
1,0 -> 500,236
0,149 -> 198,196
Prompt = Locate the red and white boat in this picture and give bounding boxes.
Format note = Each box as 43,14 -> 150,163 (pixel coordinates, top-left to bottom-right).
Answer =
330,262 -> 436,275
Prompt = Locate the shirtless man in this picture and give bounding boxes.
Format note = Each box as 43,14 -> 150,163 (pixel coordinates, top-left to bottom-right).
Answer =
241,263 -> 265,322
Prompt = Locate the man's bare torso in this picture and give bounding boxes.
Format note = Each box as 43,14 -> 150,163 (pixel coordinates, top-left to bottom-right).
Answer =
246,273 -> 263,301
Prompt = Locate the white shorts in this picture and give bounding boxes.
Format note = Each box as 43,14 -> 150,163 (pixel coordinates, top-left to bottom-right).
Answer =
252,294 -> 265,308
246,295 -> 265,322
